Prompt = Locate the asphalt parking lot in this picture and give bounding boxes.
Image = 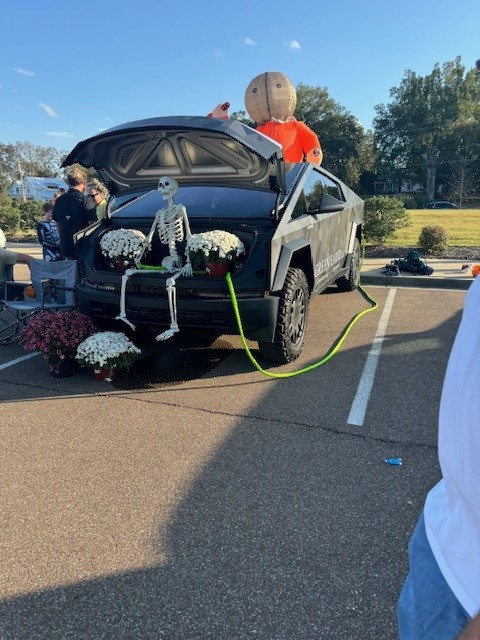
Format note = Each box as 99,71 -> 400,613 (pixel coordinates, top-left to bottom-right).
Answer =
0,280 -> 467,639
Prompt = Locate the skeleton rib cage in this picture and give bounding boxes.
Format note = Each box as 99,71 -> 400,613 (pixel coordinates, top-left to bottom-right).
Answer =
157,205 -> 187,245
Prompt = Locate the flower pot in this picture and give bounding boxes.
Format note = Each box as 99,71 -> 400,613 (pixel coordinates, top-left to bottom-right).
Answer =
205,261 -> 229,277
48,354 -> 78,378
113,259 -> 129,273
93,367 -> 117,382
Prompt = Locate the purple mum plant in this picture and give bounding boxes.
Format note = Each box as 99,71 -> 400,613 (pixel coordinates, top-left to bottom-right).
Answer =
20,310 -> 97,371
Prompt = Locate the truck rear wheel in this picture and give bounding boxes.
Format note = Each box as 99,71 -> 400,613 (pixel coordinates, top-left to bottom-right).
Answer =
258,267 -> 309,364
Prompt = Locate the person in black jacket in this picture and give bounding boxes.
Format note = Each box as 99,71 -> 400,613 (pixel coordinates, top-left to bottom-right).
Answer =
37,203 -> 61,261
53,169 -> 96,259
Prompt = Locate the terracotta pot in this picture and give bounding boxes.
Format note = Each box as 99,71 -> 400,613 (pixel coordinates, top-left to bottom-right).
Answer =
205,261 -> 229,277
93,367 -> 116,382
48,354 -> 78,378
113,259 -> 129,273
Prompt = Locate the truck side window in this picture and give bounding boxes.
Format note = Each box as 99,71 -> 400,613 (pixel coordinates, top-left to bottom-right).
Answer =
304,170 -> 344,212
292,191 -> 307,218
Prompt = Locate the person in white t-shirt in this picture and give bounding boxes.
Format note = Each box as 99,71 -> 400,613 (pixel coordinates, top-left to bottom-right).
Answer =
398,274 -> 480,639
0,227 -> 33,284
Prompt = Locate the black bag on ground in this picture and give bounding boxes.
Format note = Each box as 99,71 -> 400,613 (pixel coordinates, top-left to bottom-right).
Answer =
382,262 -> 400,276
394,250 -> 434,275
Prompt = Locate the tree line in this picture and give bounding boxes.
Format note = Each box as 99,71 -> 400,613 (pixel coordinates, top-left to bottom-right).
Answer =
1,57 -> 479,209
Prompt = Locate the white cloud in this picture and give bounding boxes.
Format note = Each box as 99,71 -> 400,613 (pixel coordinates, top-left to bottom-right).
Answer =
13,67 -> 36,77
285,40 -> 301,51
243,37 -> 257,46
213,49 -> 225,59
40,103 -> 58,118
45,131 -> 75,138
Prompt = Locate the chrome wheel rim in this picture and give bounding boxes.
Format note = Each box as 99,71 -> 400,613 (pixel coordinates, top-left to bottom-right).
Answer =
289,287 -> 306,345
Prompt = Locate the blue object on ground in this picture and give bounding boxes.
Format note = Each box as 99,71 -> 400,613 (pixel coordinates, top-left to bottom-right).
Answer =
384,457 -> 403,466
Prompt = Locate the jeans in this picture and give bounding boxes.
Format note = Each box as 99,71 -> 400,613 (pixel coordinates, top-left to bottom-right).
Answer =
397,512 -> 470,639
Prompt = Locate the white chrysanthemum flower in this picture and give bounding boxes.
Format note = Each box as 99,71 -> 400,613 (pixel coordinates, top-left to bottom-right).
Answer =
100,229 -> 147,260
76,331 -> 141,369
187,230 -> 245,264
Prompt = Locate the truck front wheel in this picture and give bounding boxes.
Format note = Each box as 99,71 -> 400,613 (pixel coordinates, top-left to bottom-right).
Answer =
258,267 -> 309,364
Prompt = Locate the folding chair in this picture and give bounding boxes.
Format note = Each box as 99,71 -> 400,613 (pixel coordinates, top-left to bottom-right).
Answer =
0,259 -> 78,345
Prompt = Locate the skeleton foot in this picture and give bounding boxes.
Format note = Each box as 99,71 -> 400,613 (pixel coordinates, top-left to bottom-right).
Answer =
155,326 -> 179,341
115,314 -> 137,330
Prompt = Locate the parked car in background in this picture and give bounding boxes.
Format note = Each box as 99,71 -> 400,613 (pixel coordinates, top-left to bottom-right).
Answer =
63,116 -> 364,364
425,201 -> 459,209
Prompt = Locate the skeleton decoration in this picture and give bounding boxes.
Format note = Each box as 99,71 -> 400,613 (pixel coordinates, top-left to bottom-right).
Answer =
116,177 -> 193,341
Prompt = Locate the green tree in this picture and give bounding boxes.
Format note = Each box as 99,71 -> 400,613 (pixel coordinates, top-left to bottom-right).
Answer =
229,110 -> 255,127
15,141 -> 65,177
448,132 -> 480,207
0,188 -> 21,234
0,141 -> 67,192
363,195 -> 411,244
295,83 -> 369,188
16,199 -> 43,233
0,143 -> 17,191
373,57 -> 480,201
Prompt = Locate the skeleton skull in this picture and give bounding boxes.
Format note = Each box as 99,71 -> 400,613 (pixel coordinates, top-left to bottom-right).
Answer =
158,176 -> 179,199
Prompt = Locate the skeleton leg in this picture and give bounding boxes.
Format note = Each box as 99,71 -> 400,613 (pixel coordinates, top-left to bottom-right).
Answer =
155,273 -> 182,341
116,269 -> 137,330
116,268 -> 160,330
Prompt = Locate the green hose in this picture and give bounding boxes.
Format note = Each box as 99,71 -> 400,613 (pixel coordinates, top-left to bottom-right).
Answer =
225,244 -> 378,378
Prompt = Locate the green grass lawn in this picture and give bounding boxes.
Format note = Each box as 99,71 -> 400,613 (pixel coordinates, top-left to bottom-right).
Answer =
387,208 -> 480,246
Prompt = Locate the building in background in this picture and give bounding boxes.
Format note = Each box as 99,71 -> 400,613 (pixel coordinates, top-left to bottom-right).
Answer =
7,176 -> 68,203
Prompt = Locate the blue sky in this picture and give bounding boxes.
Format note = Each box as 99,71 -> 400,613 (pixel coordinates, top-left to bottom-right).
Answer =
1,0 -> 479,153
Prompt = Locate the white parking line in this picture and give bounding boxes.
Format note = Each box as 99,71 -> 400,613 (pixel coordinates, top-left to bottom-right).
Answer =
0,352 -> 40,371
347,288 -> 397,426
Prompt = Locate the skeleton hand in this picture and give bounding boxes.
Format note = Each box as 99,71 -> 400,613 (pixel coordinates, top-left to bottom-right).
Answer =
135,240 -> 152,266
181,262 -> 193,277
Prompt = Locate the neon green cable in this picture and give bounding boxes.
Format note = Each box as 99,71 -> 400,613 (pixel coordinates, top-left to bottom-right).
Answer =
225,242 -> 378,378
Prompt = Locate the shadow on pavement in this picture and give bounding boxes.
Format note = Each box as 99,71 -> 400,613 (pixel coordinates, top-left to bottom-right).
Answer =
0,306 -> 463,639
113,331 -> 239,390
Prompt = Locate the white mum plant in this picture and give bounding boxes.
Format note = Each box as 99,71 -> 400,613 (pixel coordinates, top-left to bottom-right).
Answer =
100,228 -> 146,261
188,230 -> 245,265
76,331 -> 141,370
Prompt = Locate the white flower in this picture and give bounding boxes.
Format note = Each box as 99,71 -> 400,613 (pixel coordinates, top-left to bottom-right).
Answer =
100,228 -> 146,260
187,230 -> 245,263
76,331 -> 141,369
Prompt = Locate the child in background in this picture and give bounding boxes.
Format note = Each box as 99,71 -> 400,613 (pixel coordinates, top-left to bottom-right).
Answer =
37,203 -> 61,261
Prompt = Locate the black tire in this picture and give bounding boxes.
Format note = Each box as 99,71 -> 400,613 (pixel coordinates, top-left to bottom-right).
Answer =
258,267 -> 309,364
337,237 -> 361,292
